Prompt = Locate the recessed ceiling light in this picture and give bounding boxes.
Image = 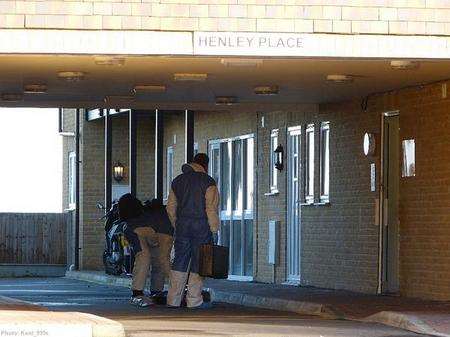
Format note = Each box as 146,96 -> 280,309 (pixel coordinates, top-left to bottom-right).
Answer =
326,74 -> 354,83
58,71 -> 85,82
390,60 -> 420,70
133,85 -> 166,93
221,58 -> 263,67
24,84 -> 47,94
174,73 -> 208,82
215,96 -> 238,105
104,95 -> 135,103
254,85 -> 279,95
94,56 -> 125,66
1,93 -> 23,102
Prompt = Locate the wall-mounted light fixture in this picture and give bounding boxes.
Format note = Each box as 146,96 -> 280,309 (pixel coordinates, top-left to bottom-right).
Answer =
113,162 -> 125,182
274,145 -> 284,171
363,132 -> 376,156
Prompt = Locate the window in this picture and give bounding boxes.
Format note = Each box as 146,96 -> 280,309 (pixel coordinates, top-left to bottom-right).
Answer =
305,124 -> 315,203
402,139 -> 415,177
270,129 -> 279,193
68,151 -> 76,209
320,122 -> 330,202
166,146 -> 174,197
194,142 -> 199,156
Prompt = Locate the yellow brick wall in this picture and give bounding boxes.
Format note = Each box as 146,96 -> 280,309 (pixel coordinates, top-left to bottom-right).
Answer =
2,1 -> 450,35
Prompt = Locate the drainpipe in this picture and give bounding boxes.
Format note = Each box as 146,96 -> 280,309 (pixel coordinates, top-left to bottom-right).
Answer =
59,108 -> 79,270
74,108 -> 80,270
185,109 -> 194,163
155,109 -> 164,202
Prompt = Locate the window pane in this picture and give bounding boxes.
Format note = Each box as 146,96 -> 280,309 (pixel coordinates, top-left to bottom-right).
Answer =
211,146 -> 220,184
220,142 -> 231,211
402,139 -> 415,177
166,147 -> 173,197
245,138 -> 254,210
306,125 -> 315,201
68,152 -> 75,206
232,140 -> 242,211
232,220 -> 242,275
244,219 -> 253,276
270,130 -> 278,191
220,220 -> 230,248
320,123 -> 330,199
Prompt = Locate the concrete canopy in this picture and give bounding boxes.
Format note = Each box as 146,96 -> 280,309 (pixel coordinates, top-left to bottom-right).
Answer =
1,54 -> 449,108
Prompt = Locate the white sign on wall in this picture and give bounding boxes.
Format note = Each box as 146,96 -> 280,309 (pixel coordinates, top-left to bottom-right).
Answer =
1,29 -> 450,59
194,31 -> 450,58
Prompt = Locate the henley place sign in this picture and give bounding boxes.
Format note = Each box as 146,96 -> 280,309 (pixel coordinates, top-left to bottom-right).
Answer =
193,32 -> 306,56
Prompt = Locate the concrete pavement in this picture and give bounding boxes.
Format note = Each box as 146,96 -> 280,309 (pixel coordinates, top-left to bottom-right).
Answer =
0,277 -> 428,337
66,270 -> 450,337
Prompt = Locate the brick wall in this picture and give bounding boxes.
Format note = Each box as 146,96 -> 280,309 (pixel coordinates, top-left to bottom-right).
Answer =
2,1 -> 450,35
162,105 -> 316,283
365,82 -> 450,300
79,117 -> 105,270
75,110 -> 156,270
73,91 -> 449,299
309,102 -> 380,293
160,93 -> 449,300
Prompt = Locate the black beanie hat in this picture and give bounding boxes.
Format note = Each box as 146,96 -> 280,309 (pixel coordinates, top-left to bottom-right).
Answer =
193,153 -> 209,171
118,193 -> 143,221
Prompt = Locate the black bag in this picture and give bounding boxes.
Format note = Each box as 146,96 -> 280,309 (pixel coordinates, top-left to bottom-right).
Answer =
198,244 -> 229,279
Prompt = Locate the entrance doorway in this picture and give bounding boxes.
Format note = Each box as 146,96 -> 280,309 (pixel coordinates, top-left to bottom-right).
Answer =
209,135 -> 254,280
381,112 -> 400,293
287,126 -> 302,283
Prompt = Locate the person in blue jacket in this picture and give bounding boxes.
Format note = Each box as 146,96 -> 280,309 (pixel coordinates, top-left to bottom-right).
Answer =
166,153 -> 220,309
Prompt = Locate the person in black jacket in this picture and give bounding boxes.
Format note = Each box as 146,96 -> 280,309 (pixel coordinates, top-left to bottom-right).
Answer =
118,194 -> 174,307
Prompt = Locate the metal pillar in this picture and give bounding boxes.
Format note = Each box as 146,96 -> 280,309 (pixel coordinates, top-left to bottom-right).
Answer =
105,109 -> 112,210
129,110 -> 137,196
155,109 -> 164,201
74,108 -> 80,270
185,109 -> 194,163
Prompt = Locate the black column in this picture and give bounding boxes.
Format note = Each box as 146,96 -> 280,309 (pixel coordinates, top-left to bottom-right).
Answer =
185,109 -> 194,163
74,108 -> 80,270
155,109 -> 164,201
105,109 -> 112,210
129,110 -> 137,197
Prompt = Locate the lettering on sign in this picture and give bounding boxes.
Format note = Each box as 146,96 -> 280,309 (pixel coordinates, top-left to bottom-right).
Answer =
197,34 -> 303,49
194,32 -> 306,56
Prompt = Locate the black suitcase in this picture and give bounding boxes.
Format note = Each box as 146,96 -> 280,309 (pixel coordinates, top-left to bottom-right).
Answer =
198,244 -> 229,279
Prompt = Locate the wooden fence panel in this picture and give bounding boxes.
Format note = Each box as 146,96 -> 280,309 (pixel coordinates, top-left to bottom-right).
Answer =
0,213 -> 68,265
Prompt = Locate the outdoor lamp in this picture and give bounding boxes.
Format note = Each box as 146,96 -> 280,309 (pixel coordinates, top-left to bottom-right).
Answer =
274,145 -> 284,171
113,162 -> 125,182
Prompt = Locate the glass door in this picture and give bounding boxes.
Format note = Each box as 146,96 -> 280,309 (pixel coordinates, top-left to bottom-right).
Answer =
209,135 -> 254,279
287,126 -> 301,283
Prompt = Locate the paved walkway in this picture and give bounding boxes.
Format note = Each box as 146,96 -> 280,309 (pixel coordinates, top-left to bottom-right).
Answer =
0,277 -> 427,337
206,279 -> 450,337
0,281 -> 125,337
67,270 -> 450,337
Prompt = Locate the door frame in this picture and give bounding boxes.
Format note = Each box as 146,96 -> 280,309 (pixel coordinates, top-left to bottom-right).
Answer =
286,125 -> 302,284
378,110 -> 400,294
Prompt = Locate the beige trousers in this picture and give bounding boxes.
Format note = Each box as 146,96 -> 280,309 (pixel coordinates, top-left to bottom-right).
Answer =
131,227 -> 173,292
167,270 -> 204,308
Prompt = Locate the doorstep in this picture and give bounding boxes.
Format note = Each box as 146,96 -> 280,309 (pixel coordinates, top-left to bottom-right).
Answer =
66,270 -> 450,337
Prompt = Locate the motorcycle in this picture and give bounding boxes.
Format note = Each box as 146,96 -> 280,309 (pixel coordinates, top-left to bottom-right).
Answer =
97,201 -> 134,276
